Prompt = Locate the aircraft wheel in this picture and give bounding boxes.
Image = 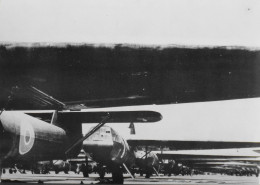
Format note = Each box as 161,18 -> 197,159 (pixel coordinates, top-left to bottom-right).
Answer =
145,173 -> 151,178
83,171 -> 89,177
110,164 -> 124,184
97,165 -> 105,179
98,171 -> 105,179
112,171 -> 124,184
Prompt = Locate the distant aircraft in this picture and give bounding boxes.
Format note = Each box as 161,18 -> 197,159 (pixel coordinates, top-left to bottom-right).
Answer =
82,128 -> 260,183
154,149 -> 260,177
82,125 -> 260,183
155,149 -> 260,163
191,162 -> 260,176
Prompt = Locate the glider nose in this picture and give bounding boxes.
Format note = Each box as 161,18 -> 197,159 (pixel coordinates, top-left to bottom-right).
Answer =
83,126 -> 113,161
83,126 -> 113,147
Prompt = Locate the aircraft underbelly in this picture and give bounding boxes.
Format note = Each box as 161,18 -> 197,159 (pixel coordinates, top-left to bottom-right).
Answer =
83,145 -> 113,163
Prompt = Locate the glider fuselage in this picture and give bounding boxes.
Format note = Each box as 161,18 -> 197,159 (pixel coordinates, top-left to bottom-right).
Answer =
0,111 -> 69,164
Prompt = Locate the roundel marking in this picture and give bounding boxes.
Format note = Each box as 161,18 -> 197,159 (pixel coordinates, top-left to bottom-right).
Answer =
19,121 -> 35,155
25,130 -> 30,144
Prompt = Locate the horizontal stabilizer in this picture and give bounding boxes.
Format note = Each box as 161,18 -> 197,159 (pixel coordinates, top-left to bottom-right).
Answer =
127,140 -> 260,150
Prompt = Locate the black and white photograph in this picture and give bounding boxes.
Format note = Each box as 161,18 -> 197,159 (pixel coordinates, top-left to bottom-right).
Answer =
0,0 -> 260,184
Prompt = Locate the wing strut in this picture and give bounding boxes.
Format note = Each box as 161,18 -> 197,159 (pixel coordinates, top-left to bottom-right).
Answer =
153,167 -> 159,176
141,150 -> 152,159
51,110 -> 58,124
122,163 -> 135,179
145,145 -> 149,178
158,146 -> 163,174
65,113 -> 111,156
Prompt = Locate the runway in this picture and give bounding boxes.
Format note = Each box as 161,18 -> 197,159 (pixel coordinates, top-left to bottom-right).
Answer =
1,171 -> 259,185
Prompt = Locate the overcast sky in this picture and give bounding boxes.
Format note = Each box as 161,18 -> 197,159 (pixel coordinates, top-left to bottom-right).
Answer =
0,0 -> 259,47
0,0 -> 260,143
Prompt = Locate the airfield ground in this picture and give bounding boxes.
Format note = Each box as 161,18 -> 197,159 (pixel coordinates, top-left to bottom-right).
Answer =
1,171 -> 259,185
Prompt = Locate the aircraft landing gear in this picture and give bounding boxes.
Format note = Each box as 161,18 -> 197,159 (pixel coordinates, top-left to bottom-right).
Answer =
145,173 -> 151,178
96,164 -> 105,179
111,165 -> 124,184
82,156 -> 89,177
9,168 -> 13,174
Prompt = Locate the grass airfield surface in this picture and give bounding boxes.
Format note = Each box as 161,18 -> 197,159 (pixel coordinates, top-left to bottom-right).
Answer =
1,171 -> 259,185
